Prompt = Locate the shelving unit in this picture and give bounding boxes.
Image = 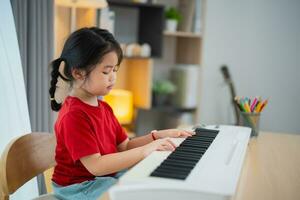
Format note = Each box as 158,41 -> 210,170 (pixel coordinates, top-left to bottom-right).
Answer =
163,30 -> 202,65
108,0 -> 164,57
163,31 -> 201,38
176,36 -> 202,64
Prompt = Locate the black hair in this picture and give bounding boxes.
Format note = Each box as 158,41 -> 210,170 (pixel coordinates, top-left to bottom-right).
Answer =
49,27 -> 123,111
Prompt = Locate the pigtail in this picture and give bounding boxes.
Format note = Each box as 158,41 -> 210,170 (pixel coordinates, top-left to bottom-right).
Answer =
49,58 -> 65,111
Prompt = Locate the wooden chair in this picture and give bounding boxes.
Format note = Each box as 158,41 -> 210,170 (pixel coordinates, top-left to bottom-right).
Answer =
0,132 -> 58,200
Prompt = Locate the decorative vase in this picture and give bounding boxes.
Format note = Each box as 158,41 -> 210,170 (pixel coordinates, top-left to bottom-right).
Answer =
165,19 -> 178,32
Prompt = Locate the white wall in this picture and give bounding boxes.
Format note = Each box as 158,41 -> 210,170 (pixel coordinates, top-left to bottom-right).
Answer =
0,0 -> 39,199
199,0 -> 300,134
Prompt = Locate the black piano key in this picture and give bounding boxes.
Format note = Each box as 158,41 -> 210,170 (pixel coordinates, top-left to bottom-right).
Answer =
195,134 -> 218,138
158,163 -> 194,172
195,131 -> 218,135
171,151 -> 203,158
186,137 -> 214,141
185,137 -> 214,141
161,160 -> 196,168
179,143 -> 207,149
150,171 -> 187,180
176,147 -> 207,154
180,142 -> 210,148
182,141 -> 212,146
185,136 -> 213,140
195,128 -> 219,134
155,166 -> 191,175
180,143 -> 210,148
156,164 -> 193,173
167,154 -> 200,162
164,158 -> 197,166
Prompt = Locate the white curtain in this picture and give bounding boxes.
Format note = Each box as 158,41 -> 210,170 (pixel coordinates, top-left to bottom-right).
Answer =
0,0 -> 39,199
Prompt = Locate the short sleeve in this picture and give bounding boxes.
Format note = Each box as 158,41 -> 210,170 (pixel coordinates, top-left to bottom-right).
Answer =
103,102 -> 128,145
115,120 -> 128,145
60,111 -> 100,162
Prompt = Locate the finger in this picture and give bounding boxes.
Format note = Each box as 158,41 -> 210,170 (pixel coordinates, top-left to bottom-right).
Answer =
162,143 -> 175,151
187,130 -> 196,135
177,131 -> 192,138
166,139 -> 177,149
183,130 -> 195,135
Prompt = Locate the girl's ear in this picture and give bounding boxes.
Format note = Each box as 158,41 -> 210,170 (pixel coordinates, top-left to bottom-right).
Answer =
71,68 -> 85,80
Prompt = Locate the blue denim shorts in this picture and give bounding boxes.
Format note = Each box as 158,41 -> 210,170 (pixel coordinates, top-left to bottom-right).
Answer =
52,171 -> 125,200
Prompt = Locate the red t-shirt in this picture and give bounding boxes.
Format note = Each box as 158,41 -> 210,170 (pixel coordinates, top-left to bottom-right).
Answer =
52,96 -> 128,186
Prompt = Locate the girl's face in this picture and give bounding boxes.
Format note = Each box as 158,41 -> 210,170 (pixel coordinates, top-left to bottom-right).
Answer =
80,51 -> 119,96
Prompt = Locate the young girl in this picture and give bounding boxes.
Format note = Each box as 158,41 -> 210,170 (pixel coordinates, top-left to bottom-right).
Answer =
49,27 -> 194,200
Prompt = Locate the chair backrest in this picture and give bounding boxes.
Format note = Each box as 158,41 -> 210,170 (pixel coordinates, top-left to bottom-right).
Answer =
0,132 -> 56,199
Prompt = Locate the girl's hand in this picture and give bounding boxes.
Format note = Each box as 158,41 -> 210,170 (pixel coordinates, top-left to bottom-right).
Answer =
142,138 -> 177,157
154,129 -> 195,139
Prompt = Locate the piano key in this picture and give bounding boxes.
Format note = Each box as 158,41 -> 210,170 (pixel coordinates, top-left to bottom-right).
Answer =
164,158 -> 198,166
160,160 -> 197,168
185,136 -> 215,141
176,147 -> 207,154
195,128 -> 219,134
194,133 -> 218,138
167,154 -> 200,162
180,141 -> 211,147
155,166 -> 191,175
156,164 -> 195,173
171,151 -> 203,158
150,171 -> 187,180
176,145 -> 208,152
180,143 -> 210,148
158,163 -> 195,172
185,136 -> 215,142
182,139 -> 212,145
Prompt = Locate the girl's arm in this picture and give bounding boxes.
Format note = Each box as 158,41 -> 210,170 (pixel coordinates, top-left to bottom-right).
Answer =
80,138 -> 176,177
119,129 -> 194,150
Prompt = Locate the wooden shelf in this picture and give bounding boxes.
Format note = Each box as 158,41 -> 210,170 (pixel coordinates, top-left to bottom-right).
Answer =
108,0 -> 163,8
163,31 -> 202,39
123,56 -> 151,59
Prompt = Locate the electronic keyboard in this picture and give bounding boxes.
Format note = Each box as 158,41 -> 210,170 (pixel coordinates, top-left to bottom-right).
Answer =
109,125 -> 251,200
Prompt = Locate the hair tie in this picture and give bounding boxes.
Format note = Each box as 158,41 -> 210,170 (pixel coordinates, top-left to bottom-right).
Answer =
50,97 -> 55,101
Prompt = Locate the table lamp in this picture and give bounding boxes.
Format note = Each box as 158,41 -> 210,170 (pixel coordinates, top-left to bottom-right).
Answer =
104,89 -> 133,125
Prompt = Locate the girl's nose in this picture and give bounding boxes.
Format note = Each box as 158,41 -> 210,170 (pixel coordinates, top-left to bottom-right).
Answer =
109,71 -> 117,82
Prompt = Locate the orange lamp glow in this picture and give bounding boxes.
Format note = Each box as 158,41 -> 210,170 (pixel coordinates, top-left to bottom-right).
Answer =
104,89 -> 133,125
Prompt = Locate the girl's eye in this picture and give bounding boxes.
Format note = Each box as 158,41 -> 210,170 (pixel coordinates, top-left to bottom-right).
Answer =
113,65 -> 120,72
102,66 -> 120,74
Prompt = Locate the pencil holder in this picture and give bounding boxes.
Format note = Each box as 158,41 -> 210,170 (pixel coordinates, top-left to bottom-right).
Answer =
238,111 -> 261,137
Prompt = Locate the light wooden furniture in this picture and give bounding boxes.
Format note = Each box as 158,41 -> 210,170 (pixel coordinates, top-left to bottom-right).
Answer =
44,168 -> 55,193
98,132 -> 300,200
115,58 -> 153,109
233,132 -> 300,200
0,132 -> 57,200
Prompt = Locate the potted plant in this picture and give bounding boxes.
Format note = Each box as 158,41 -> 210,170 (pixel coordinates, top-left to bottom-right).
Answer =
165,7 -> 182,32
152,80 -> 176,106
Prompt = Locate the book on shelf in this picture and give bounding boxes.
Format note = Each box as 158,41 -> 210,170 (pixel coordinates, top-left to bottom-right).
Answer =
178,0 -> 195,32
193,0 -> 202,33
